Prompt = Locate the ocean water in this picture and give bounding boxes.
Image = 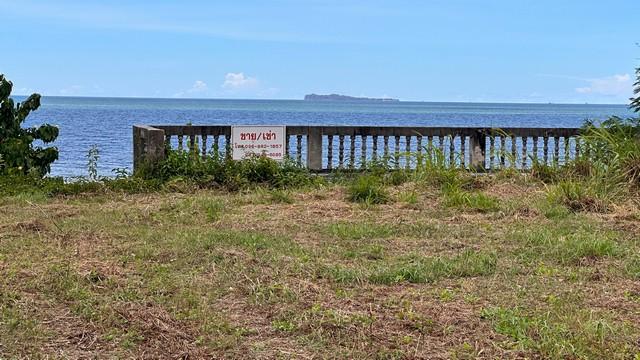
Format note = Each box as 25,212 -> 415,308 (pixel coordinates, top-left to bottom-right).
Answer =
17,96 -> 635,177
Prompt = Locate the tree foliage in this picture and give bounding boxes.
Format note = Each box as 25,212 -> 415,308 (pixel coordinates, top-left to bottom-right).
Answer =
631,67 -> 640,113
0,74 -> 59,176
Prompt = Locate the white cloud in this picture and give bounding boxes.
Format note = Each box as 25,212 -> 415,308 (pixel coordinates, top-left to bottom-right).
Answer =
189,80 -> 208,93
574,74 -> 632,96
174,80 -> 209,98
222,72 -> 259,91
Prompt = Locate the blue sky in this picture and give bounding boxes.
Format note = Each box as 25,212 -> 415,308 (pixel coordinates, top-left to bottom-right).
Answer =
1,0 -> 638,103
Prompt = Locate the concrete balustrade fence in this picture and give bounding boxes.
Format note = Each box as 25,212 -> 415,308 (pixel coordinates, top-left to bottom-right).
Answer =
133,125 -> 582,172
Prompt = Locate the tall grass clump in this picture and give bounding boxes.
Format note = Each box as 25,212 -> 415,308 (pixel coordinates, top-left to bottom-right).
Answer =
407,144 -> 502,212
413,146 -> 462,189
442,183 -> 500,212
580,117 -> 640,187
546,117 -> 640,211
546,180 -> 611,213
347,175 -> 389,204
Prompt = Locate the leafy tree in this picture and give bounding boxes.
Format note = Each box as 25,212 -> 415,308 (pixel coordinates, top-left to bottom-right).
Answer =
632,66 -> 640,113
0,74 -> 59,176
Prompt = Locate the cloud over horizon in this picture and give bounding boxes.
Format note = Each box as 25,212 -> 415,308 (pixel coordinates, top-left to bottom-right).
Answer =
173,80 -> 209,98
575,74 -> 632,97
222,72 -> 259,91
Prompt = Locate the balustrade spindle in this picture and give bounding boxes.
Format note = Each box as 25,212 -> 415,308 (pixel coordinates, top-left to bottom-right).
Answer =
224,135 -> 231,159
416,135 -> 423,166
339,135 -> 345,168
460,135 -> 467,168
296,135 -> 303,165
361,135 -> 367,167
500,136 -> 506,168
489,136 -> 496,169
213,135 -> 220,158
394,136 -> 401,169
543,137 -> 549,164
372,135 -> 378,161
284,135 -> 291,159
190,134 -> 196,153
405,135 -> 411,169
522,137 -> 528,169
553,137 -> 560,164
327,135 -> 333,170
349,136 -> 356,169
449,135 -> 455,166
202,135 -> 207,158
510,135 -> 516,167
383,136 -> 389,162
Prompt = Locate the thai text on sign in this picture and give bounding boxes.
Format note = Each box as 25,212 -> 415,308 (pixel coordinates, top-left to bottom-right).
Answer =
231,126 -> 286,160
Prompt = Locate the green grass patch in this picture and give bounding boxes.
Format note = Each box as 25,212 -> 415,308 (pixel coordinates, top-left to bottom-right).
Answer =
481,304 -> 637,359
625,256 -> 640,279
324,222 -> 394,240
370,250 -> 497,284
347,175 -> 389,204
443,185 -> 500,212
516,226 -> 619,265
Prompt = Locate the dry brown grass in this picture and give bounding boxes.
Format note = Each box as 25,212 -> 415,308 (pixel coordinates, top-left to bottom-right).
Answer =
1,178 -> 639,359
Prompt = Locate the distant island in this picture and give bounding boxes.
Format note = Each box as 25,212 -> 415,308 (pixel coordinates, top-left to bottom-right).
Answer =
304,93 -> 399,102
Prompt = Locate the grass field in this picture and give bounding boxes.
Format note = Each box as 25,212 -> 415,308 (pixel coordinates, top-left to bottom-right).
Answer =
1,175 -> 639,359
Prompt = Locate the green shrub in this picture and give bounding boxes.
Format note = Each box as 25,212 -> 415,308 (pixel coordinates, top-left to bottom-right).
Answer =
143,150 -> 317,191
347,175 -> 389,204
0,74 -> 59,177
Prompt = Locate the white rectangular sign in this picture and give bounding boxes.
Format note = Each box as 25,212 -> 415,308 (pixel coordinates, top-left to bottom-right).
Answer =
231,126 -> 286,160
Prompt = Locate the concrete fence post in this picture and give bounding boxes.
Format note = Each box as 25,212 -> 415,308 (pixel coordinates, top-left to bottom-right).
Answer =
133,125 -> 166,172
469,129 -> 487,171
306,126 -> 323,171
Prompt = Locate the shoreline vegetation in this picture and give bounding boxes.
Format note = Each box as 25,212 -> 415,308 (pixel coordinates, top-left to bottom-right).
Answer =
2,71 -> 640,358
304,93 -> 400,102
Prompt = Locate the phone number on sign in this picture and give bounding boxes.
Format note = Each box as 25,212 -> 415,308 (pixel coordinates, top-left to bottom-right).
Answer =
234,144 -> 283,149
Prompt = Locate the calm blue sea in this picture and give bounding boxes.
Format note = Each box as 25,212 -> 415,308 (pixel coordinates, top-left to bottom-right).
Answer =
17,96 -> 635,177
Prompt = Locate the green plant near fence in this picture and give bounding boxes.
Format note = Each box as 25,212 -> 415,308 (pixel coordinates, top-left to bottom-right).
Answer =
0,74 -> 59,177
139,147 -> 318,190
